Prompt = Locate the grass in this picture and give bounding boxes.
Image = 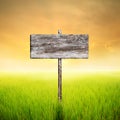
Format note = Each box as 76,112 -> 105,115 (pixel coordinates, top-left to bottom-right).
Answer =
0,71 -> 120,120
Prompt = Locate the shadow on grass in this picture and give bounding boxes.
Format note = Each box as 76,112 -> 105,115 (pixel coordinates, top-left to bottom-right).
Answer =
55,102 -> 64,120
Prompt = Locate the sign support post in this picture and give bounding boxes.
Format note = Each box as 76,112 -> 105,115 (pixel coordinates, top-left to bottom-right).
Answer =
58,30 -> 62,101
58,58 -> 62,101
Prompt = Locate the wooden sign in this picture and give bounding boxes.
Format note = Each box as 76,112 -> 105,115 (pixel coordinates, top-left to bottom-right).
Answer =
30,31 -> 89,101
30,34 -> 88,59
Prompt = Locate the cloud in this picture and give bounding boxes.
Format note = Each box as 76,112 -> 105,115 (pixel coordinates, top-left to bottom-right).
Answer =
0,0 -> 120,71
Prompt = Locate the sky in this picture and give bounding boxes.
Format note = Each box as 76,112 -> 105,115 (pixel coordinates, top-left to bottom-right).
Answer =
0,0 -> 120,72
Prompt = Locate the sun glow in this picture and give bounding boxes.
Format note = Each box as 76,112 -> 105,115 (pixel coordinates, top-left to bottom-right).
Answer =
0,0 -> 120,72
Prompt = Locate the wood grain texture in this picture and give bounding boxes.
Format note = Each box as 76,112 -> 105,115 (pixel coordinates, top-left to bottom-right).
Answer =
30,34 -> 88,59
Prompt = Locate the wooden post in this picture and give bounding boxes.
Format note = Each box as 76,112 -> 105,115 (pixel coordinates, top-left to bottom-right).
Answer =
58,29 -> 62,101
58,58 -> 62,101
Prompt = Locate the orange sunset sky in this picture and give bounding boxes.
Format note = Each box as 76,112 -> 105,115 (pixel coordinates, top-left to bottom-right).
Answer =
0,0 -> 120,72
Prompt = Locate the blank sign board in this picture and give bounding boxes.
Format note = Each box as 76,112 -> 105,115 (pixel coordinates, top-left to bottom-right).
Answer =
30,34 -> 88,59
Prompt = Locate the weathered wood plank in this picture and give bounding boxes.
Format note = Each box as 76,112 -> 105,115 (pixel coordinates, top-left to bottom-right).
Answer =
30,34 -> 88,59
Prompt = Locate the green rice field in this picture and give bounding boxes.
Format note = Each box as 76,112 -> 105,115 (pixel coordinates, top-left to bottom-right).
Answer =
0,71 -> 120,120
